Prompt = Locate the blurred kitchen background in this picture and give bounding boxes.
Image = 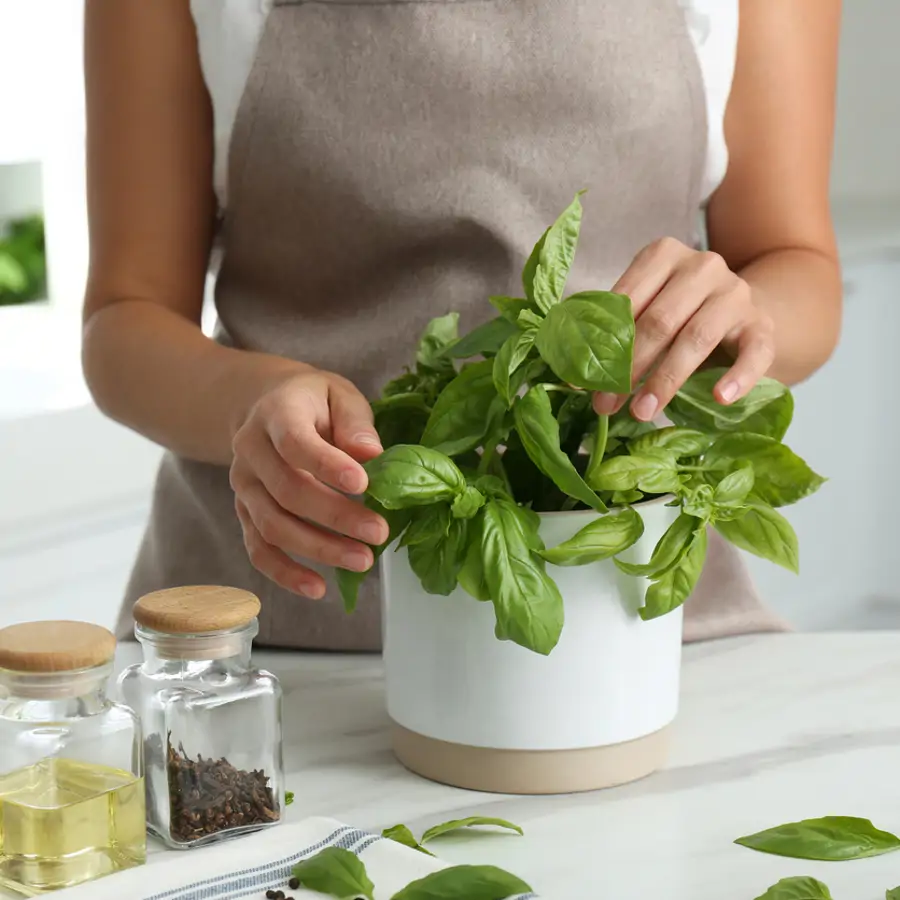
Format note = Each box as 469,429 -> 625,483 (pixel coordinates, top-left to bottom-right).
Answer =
1,1 -> 899,632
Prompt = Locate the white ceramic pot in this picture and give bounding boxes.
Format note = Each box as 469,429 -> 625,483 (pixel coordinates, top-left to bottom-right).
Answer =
381,497 -> 683,794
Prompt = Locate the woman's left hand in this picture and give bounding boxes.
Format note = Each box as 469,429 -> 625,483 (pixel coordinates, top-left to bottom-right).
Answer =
593,237 -> 775,420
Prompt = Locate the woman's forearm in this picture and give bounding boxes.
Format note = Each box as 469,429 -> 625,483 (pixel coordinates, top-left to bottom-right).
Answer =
736,246 -> 842,386
82,299 -> 309,466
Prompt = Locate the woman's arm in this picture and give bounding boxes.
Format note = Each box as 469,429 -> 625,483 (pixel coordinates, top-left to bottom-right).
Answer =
82,0 -> 305,466
706,0 -> 843,386
595,0 -> 842,418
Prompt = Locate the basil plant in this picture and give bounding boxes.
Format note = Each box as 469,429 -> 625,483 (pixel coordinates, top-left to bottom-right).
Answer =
338,195 -> 825,656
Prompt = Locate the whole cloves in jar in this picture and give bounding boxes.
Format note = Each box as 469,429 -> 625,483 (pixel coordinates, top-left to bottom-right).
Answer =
118,586 -> 285,849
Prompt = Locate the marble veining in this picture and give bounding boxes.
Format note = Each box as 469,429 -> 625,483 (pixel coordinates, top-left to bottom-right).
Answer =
4,634 -> 900,899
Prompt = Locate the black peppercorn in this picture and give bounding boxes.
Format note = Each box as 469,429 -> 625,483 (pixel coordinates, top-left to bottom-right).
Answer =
288,877 -> 300,890
265,892 -> 277,899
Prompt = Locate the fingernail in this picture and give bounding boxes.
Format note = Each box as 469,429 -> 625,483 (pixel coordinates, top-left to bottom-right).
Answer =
632,392 -> 658,422
719,380 -> 739,403
593,392 -> 618,414
339,470 -> 363,493
342,551 -> 372,572
299,579 -> 325,599
354,432 -> 382,449
359,522 -> 386,545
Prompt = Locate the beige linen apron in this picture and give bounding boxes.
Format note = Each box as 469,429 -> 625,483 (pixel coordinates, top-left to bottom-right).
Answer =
119,0 -> 787,647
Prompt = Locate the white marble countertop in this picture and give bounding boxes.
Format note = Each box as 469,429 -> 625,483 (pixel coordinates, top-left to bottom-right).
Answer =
5,633 -> 900,899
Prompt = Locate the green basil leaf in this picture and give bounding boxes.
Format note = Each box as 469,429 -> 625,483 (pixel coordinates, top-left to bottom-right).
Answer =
522,227 -> 550,307
451,485 -> 486,520
630,426 -> 713,458
611,489 -> 643,505
714,502 -> 799,573
417,313 -> 460,372
667,368 -> 789,432
365,445 -> 466,510
591,453 -> 680,494
753,877 -> 833,900
640,524 -> 708,621
420,817 -> 524,844
540,508 -> 644,567
408,514 -> 468,596
531,192 -> 584,312
391,865 -> 533,900
614,513 -> 697,578
704,433 -> 825,507
608,408 -> 655,440
401,504 -> 451,549
442,317 -> 519,360
420,360 -> 499,457
291,847 -> 375,900
490,295 -> 534,324
736,816 -> 900,861
337,501 -> 411,613
382,824 -> 434,856
481,498 -> 564,655
886,887 -> 900,900
517,308 -> 544,331
713,463 -> 755,507
284,790 -> 294,805
493,331 -> 536,407
535,292 -> 635,393
514,385 -> 608,513
458,513 -> 491,602
585,414 -> 610,489
741,390 -> 795,440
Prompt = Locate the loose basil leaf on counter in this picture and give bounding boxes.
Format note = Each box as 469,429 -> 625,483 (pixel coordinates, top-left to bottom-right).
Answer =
630,426 -> 713,459
540,508 -> 644,567
408,515 -> 468,596
667,368 -> 788,433
615,512 -> 698,578
481,498 -> 564,655
416,312 -> 460,373
535,292 -> 635,394
337,502 -> 412,613
364,445 -> 466,509
753,876 -> 833,900
531,192 -> 584,312
514,385 -> 608,513
291,847 -> 375,900
703,433 -> 825,507
590,452 -> 680,495
284,791 -> 294,806
886,887 -> 900,899
391,865 -> 532,900
382,824 -> 434,856
442,316 -> 519,360
736,815 -> 900,861
715,503 -> 799,573
584,414 -> 609,489
421,360 -> 500,457
420,816 -> 524,843
640,523 -> 707,620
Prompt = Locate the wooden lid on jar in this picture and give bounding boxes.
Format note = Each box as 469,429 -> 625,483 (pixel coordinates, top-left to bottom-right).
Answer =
133,586 -> 261,635
0,621 -> 117,673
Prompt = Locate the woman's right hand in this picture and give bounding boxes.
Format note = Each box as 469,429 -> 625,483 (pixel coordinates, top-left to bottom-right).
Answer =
230,368 -> 390,599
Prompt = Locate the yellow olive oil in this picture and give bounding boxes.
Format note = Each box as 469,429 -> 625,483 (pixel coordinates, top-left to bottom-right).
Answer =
0,758 -> 146,896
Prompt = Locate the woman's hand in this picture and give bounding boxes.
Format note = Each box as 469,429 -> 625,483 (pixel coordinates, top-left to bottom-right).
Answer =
593,238 -> 776,420
230,369 -> 389,599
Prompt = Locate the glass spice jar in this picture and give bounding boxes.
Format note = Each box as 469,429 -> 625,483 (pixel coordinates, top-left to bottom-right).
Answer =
118,586 -> 285,850
0,621 -> 146,896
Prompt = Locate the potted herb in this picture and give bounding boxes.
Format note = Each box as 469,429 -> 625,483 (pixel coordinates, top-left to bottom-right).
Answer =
339,195 -> 824,794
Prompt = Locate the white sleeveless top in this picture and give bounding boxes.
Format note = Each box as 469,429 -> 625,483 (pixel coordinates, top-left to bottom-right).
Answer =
190,0 -> 738,211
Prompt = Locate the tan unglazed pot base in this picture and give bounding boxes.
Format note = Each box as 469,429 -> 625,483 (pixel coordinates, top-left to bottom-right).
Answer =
391,721 -> 672,795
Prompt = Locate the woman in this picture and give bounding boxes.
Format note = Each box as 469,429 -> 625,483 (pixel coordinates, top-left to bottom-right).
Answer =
83,0 -> 842,649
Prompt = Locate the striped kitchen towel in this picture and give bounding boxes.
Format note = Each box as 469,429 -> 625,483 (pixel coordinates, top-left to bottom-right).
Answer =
54,817 -> 539,900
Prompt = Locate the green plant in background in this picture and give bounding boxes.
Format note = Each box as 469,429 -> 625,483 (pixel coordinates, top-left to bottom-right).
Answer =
337,194 -> 825,655
0,214 -> 46,306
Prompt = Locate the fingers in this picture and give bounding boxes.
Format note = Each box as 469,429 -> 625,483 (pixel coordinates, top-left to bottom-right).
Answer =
235,499 -> 327,599
328,379 -> 383,463
712,320 -> 776,404
259,391 -> 370,494
611,237 -> 691,317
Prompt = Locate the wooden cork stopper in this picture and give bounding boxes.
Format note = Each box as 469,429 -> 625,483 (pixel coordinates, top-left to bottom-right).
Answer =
133,586 -> 261,635
0,621 -> 117,673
